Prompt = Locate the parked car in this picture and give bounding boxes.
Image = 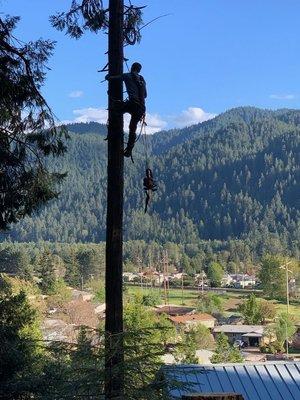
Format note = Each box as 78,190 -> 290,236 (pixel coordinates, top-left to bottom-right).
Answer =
233,340 -> 247,349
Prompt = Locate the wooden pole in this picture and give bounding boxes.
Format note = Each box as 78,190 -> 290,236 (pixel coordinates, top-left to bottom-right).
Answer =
181,273 -> 184,305
105,0 -> 124,398
163,252 -> 168,306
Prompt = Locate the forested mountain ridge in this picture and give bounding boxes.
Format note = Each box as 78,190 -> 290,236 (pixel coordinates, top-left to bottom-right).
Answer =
2,107 -> 300,255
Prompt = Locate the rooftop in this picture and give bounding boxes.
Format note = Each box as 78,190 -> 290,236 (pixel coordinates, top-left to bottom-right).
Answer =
214,325 -> 264,335
163,362 -> 300,400
156,305 -> 196,316
170,313 -> 216,324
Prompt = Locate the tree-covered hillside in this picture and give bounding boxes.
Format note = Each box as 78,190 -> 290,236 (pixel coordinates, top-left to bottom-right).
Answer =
2,107 -> 300,255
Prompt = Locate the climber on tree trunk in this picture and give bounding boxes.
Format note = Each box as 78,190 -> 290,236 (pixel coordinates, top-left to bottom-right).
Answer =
106,62 -> 147,158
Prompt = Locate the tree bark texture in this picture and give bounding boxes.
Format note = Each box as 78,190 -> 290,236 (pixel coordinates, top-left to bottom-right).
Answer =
105,0 -> 124,398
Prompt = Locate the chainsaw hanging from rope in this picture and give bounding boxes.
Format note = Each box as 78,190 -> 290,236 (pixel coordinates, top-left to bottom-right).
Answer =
140,116 -> 157,213
143,168 -> 157,213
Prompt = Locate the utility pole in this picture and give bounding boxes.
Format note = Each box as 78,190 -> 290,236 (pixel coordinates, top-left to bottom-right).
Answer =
105,0 -> 124,398
162,250 -> 170,309
181,273 -> 184,306
137,256 -> 143,290
280,260 -> 292,358
162,251 -> 168,306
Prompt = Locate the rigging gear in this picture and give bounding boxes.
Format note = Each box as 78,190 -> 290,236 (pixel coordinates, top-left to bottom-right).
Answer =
143,167 -> 157,213
140,117 -> 157,213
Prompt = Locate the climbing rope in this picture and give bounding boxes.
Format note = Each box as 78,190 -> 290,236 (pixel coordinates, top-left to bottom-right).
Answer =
141,116 -> 157,213
102,56 -> 157,212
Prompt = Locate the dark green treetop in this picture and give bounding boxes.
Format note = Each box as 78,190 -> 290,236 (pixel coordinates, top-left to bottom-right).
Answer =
0,15 -> 68,230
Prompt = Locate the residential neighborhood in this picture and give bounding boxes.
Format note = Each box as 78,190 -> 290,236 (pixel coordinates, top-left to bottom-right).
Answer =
34,281 -> 300,368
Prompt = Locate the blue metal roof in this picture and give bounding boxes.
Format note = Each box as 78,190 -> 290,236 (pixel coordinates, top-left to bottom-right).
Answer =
164,362 -> 300,400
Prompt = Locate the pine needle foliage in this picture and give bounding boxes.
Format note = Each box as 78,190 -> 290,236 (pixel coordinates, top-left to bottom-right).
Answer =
50,0 -> 144,45
0,16 -> 68,230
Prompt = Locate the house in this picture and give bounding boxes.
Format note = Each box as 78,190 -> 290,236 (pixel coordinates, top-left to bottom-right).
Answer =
122,272 -> 138,282
169,313 -> 216,330
156,305 -> 196,316
171,272 -> 189,281
194,272 -> 208,287
213,325 -> 265,347
221,274 -> 234,287
229,274 -> 256,288
163,362 -> 300,400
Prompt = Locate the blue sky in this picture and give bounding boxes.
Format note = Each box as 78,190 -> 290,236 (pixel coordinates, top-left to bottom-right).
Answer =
2,0 -> 300,132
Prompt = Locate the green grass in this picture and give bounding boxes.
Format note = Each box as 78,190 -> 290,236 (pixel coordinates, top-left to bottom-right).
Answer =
125,284 -> 300,322
125,285 -> 200,306
269,300 -> 300,320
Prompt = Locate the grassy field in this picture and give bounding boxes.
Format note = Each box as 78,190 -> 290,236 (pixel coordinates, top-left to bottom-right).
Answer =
126,285 -> 199,307
125,285 -> 300,321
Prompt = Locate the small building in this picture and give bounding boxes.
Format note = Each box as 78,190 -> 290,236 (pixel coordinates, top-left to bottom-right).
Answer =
163,362 -> 300,400
156,305 -> 196,316
229,274 -> 256,289
169,313 -> 216,330
221,274 -> 234,287
122,272 -> 138,282
213,325 -> 264,347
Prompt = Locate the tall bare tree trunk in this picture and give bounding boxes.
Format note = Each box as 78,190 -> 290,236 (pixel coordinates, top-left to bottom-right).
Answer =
105,0 -> 124,398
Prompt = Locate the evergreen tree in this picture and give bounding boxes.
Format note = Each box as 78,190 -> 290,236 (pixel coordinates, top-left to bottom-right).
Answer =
174,329 -> 199,364
211,332 -> 244,364
36,249 -> 57,294
1,107 -> 299,253
64,249 -> 81,287
69,327 -> 103,397
0,275 -> 43,395
238,294 -> 262,324
76,248 -> 99,281
0,15 -> 67,230
0,246 -> 32,279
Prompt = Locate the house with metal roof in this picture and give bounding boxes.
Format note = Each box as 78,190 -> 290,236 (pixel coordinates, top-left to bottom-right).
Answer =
213,325 -> 264,347
163,362 -> 300,400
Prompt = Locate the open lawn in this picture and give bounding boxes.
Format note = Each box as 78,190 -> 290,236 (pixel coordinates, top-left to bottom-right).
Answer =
221,293 -> 300,321
125,285 -> 300,321
125,285 -> 200,307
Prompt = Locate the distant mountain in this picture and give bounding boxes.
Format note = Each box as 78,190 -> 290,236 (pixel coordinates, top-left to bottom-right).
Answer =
66,121 -> 107,136
3,107 -> 300,255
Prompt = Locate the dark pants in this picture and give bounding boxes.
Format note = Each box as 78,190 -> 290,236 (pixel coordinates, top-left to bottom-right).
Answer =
123,100 -> 146,149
